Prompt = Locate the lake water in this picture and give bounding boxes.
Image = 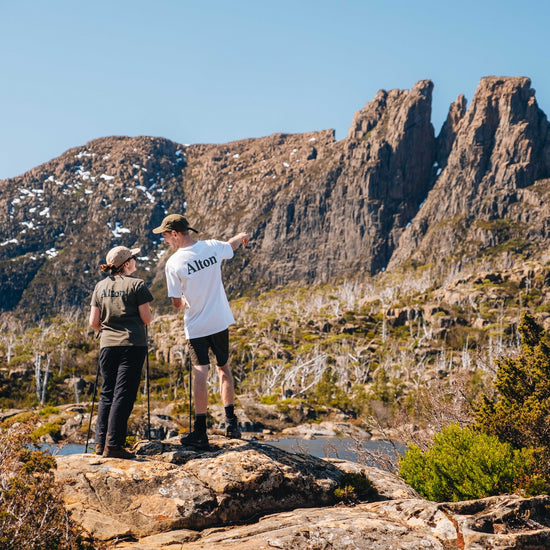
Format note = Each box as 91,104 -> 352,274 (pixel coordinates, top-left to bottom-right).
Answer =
44,437 -> 404,465
268,437 -> 405,464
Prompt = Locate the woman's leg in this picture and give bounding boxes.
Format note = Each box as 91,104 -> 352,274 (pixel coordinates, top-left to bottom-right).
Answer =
107,346 -> 146,447
95,347 -> 118,447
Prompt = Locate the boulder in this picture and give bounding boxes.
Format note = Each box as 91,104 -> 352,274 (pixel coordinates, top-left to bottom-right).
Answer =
281,421 -> 371,440
55,436 -> 349,540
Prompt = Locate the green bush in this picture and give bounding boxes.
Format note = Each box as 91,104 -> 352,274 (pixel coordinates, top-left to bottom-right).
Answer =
399,423 -> 535,502
370,367 -> 390,402
314,367 -> 351,411
1,411 -> 36,428
31,420 -> 64,441
38,405 -> 60,417
276,397 -> 302,414
260,394 -> 280,405
475,313 -> 550,458
334,472 -> 378,503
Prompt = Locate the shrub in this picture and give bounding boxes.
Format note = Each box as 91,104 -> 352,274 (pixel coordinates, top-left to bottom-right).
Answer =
314,367 -> 351,411
399,423 -> 535,502
1,411 -> 36,428
475,313 -> 550,459
334,472 -> 378,503
31,419 -> 65,441
38,405 -> 60,417
260,394 -> 280,405
276,397 -> 302,414
370,366 -> 390,403
0,418 -> 96,549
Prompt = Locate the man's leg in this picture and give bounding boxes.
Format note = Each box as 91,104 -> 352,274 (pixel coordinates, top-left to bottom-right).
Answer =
180,361 -> 210,449
210,329 -> 235,410
217,362 -> 241,439
209,329 -> 240,438
192,364 -> 209,414
217,363 -> 235,407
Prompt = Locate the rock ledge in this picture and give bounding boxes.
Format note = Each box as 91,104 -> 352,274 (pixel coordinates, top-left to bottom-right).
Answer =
55,437 -> 550,549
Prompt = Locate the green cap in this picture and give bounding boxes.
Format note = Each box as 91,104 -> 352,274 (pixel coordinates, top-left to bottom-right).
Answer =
152,214 -> 198,234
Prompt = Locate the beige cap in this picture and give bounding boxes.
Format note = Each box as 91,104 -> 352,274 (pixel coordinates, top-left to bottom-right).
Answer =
105,246 -> 141,269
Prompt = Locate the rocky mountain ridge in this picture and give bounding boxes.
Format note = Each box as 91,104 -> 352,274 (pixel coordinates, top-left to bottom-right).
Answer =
1,76 -> 550,318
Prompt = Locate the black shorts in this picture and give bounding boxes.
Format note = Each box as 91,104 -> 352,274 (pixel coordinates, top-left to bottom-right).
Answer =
188,329 -> 229,367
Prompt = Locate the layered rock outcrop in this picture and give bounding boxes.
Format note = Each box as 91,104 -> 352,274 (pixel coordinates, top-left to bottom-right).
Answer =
55,439 -> 550,549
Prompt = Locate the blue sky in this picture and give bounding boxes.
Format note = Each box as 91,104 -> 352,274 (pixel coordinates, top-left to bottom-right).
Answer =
0,0 -> 548,180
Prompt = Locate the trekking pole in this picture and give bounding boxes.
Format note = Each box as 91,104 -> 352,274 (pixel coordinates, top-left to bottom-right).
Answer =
85,361 -> 101,454
186,344 -> 192,433
146,326 -> 151,440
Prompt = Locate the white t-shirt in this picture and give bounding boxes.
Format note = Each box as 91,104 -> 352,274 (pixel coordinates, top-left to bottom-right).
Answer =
165,239 -> 235,338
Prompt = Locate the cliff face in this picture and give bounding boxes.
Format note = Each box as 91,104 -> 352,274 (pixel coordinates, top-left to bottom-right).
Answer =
1,76 -> 549,317
183,79 -> 435,289
388,77 -> 550,270
332,79 -> 435,274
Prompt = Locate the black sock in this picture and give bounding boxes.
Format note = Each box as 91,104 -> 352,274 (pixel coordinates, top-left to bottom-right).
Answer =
194,414 -> 207,433
224,405 -> 235,419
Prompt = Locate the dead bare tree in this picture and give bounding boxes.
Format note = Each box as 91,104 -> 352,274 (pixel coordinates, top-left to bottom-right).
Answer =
34,354 -> 42,402
34,353 -> 51,405
41,356 -> 50,405
349,416 -> 404,473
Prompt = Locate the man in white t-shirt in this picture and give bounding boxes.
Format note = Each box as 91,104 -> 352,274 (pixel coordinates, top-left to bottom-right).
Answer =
153,214 -> 249,450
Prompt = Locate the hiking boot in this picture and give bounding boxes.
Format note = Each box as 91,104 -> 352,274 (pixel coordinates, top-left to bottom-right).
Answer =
225,417 -> 241,439
103,446 -> 135,459
180,430 -> 209,450
95,443 -> 104,455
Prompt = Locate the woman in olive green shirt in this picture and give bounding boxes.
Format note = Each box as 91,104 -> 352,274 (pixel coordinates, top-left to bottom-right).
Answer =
89,245 -> 153,459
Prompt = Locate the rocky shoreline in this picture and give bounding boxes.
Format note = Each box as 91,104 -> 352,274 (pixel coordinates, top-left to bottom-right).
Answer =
4,400 -> 550,548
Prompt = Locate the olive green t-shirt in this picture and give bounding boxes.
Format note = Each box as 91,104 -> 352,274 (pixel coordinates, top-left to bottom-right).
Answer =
91,275 -> 153,348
